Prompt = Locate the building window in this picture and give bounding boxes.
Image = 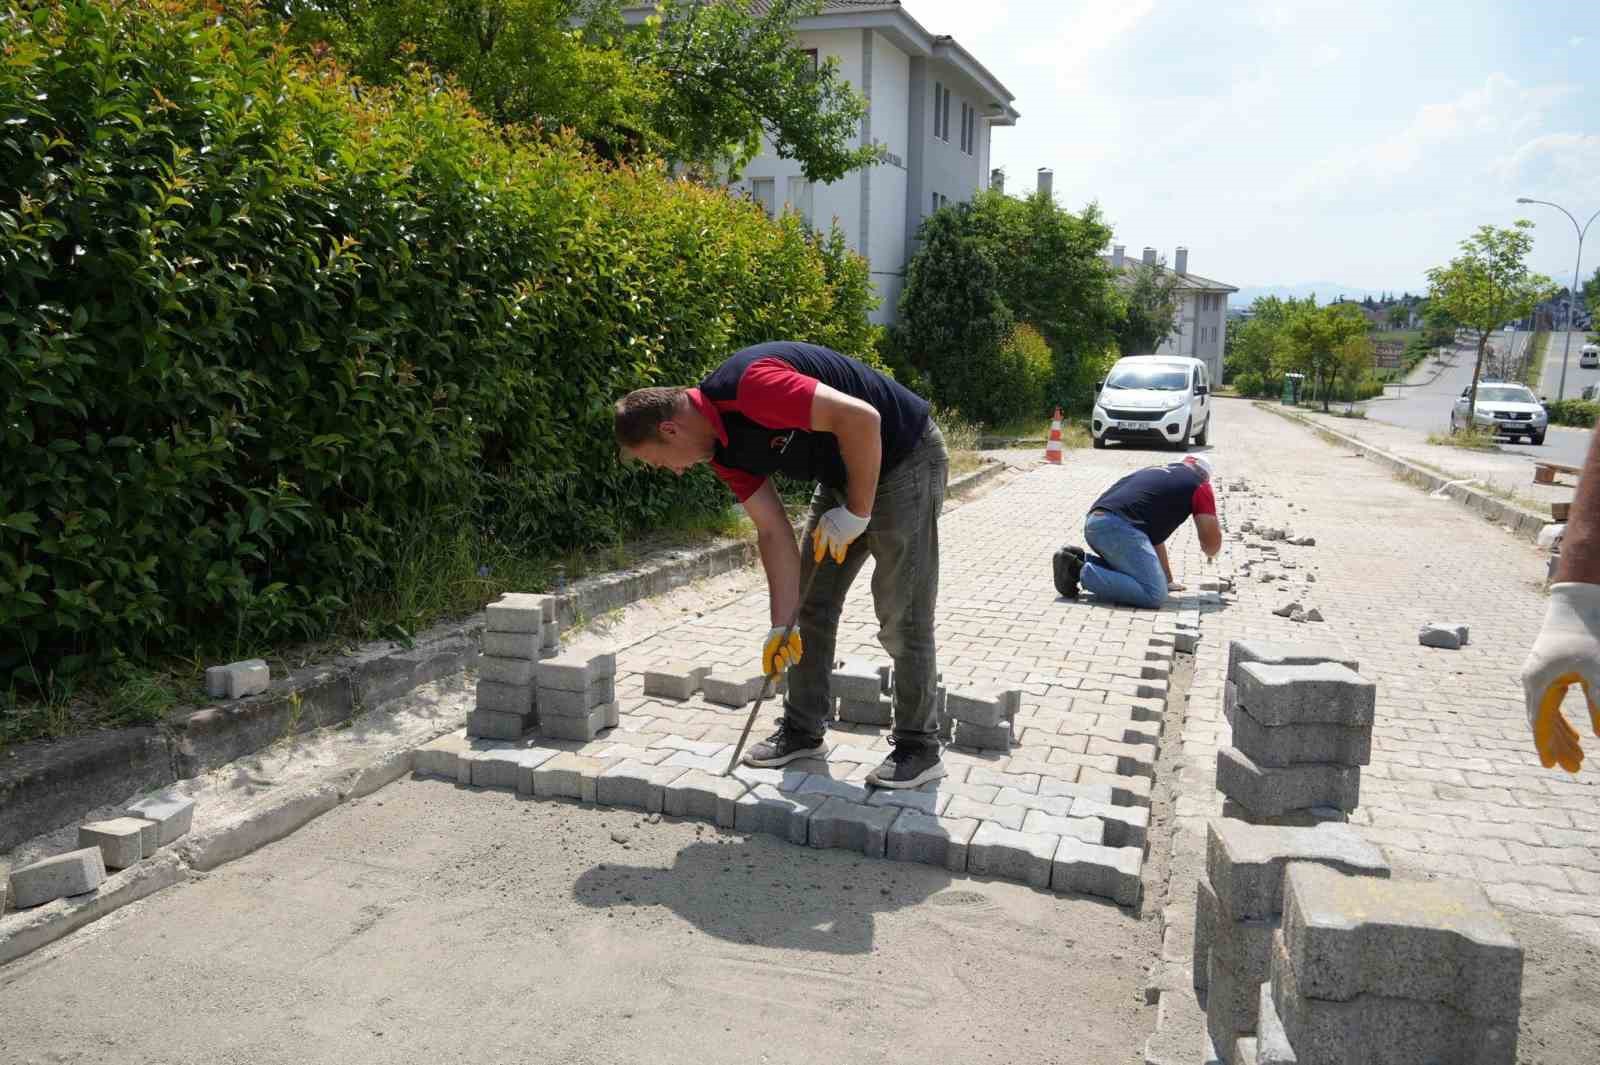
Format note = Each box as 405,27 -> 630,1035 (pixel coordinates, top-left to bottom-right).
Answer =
751,178 -> 776,219
942,86 -> 952,142
785,176 -> 813,228
801,49 -> 818,74
932,192 -> 949,213
933,81 -> 944,139
959,102 -> 968,153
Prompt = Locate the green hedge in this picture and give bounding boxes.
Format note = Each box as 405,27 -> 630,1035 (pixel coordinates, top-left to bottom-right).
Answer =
0,0 -> 876,692
1546,400 -> 1600,428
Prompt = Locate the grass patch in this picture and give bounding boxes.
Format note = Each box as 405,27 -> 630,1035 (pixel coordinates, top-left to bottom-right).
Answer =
1331,408 -> 1368,419
1426,427 -> 1498,450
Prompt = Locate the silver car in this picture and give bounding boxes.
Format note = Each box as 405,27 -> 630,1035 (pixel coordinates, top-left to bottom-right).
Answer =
1450,382 -> 1547,444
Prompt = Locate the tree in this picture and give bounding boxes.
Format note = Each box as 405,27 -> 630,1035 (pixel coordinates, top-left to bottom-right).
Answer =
1335,332 -> 1375,413
1426,221 -> 1557,423
1225,296 -> 1307,391
1285,302 -> 1369,412
1113,258 -> 1182,355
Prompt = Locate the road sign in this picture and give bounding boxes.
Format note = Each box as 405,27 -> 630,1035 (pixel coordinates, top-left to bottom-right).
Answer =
1374,341 -> 1403,369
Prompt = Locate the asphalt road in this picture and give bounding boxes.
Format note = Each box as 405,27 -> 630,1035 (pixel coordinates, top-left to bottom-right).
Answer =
1540,330 -> 1600,405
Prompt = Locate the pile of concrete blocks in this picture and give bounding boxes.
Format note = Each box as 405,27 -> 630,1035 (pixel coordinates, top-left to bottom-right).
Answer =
6,790 -> 195,910
944,684 -> 1021,750
1196,819 -> 1390,1063
536,651 -> 618,741
1251,863 -> 1522,1065
469,592 -> 560,740
1217,640 -> 1373,826
833,658 -> 893,725
204,657 -> 269,699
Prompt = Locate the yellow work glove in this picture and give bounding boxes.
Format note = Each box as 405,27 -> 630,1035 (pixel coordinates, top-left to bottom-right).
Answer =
812,505 -> 870,564
1519,582 -> 1600,773
762,625 -> 803,676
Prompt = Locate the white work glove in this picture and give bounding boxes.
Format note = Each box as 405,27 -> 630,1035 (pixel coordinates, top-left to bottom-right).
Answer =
1520,582 -> 1600,774
762,625 -> 803,676
811,506 -> 870,564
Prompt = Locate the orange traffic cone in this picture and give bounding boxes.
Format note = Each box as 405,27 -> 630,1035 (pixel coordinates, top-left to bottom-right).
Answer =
1044,407 -> 1064,464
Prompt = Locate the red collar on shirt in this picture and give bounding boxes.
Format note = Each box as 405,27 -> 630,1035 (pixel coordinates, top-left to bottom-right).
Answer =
686,387 -> 728,446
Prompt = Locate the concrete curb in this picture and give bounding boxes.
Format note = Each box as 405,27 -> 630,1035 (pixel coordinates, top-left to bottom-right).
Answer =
0,851 -> 189,967
1260,403 -> 1551,544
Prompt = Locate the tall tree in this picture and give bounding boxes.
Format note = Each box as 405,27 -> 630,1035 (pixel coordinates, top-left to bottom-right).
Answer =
1285,303 -> 1369,412
1113,258 -> 1183,355
1426,221 -> 1556,423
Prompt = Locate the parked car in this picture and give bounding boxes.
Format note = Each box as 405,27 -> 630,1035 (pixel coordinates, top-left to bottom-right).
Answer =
1451,382 -> 1548,444
1580,342 -> 1599,369
1091,356 -> 1212,450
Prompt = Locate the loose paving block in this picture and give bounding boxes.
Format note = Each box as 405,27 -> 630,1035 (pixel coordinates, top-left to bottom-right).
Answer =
1216,747 -> 1361,817
540,682 -> 609,717
486,592 -> 550,634
808,797 -> 899,857
967,822 -> 1057,888
832,662 -> 885,703
9,847 -> 106,908
1255,982 -> 1299,1065
1281,863 -> 1522,1020
537,653 -> 612,693
837,697 -> 893,726
1418,622 -> 1465,649
952,719 -> 1013,751
702,672 -> 767,707
643,663 -> 711,700
1195,876 -> 1278,997
887,812 -> 978,871
478,655 -> 537,686
867,787 -> 950,816
1070,797 -> 1150,848
468,708 -> 531,741
1234,662 -> 1375,728
414,731 -> 472,778
662,769 -> 749,827
77,817 -> 149,870
1049,836 -> 1141,905
476,680 -> 534,715
483,630 -> 541,659
1021,808 -> 1104,844
531,752 -> 606,802
206,658 -> 267,698
471,748 -> 558,790
1229,705 -> 1372,768
1227,639 -> 1358,683
1209,948 -> 1265,1065
540,704 -> 608,742
601,699 -> 619,730
1269,931 -> 1516,1065
126,791 -> 195,846
733,785 -> 823,845
1206,819 -> 1391,922
945,685 -> 1021,728
222,659 -> 270,699
597,759 -> 690,813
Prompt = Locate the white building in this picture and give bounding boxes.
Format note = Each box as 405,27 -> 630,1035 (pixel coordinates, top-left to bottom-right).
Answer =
1105,245 -> 1238,385
623,1 -> 1019,325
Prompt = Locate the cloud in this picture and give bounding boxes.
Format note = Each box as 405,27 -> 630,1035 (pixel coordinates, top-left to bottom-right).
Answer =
1492,133 -> 1600,197
1018,0 -> 1156,80
1571,35 -> 1585,48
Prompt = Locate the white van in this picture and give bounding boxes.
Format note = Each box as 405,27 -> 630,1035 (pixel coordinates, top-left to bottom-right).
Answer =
1581,343 -> 1599,369
1091,356 -> 1212,450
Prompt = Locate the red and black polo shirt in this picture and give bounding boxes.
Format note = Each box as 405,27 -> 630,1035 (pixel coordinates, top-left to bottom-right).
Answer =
1090,463 -> 1217,545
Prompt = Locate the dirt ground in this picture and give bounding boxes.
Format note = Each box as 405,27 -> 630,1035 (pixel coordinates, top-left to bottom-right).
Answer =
0,775 -> 1157,1065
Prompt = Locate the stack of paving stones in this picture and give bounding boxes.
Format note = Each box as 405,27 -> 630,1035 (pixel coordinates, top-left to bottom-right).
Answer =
833,658 -> 893,725
1216,640 -> 1373,826
469,592 -> 560,740
536,652 -> 619,741
1250,863 -> 1523,1065
1196,818 -> 1390,1064
944,684 -> 1021,751
5,790 -> 195,911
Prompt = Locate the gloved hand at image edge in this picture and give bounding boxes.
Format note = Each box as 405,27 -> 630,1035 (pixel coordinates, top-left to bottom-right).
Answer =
812,505 -> 870,564
762,625 -> 803,676
1520,582 -> 1600,773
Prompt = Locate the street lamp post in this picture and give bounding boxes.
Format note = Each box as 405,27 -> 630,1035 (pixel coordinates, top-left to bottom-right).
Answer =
1517,198 -> 1600,403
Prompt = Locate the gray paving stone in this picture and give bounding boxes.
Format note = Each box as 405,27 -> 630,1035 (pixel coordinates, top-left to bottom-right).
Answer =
1216,747 -> 1361,817
1076,768 -> 1154,808
537,653 -> 610,692
1281,863 -> 1522,1020
831,663 -> 884,703
530,752 -> 606,802
483,630 -> 541,659
867,787 -> 950,816
733,785 -> 823,845
539,682 -> 609,716
729,764 -> 812,792
1207,819 -> 1391,922
476,680 -> 534,715
1229,704 -> 1372,768
223,660 -> 270,699
1020,808 -> 1104,844
126,791 -> 195,846
993,786 -> 1075,818
470,748 -> 558,791
467,708 -> 531,741
1254,981 -> 1298,1065
540,704 -> 607,742
478,655 -> 537,686
945,685 -> 1020,728
967,822 -> 1057,888
1227,639 -> 1358,683
808,798 -> 900,857
825,744 -> 884,766
944,795 -> 1027,831
837,697 -> 893,725
597,759 -> 689,814
206,658 -> 266,698
1418,622 -> 1464,649
642,663 -> 710,700
952,719 -> 1013,751
1234,662 -> 1375,728
9,847 -> 106,908
702,672 -> 767,707
661,769 -> 749,827
1069,797 -> 1150,848
1208,949 -> 1261,1065
794,775 -> 873,804
130,817 -> 159,856
77,817 -> 148,870
886,812 -> 978,871
659,750 -> 728,775
1195,874 -> 1278,1002
413,732 -> 471,779
486,592 -> 550,634
1049,836 -> 1142,905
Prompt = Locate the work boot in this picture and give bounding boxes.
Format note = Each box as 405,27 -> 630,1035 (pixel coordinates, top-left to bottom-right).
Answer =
1053,545 -> 1086,599
742,718 -> 827,767
866,739 -> 947,789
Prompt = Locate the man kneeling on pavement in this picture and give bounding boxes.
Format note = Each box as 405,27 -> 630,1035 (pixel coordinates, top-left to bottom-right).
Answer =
1054,455 -> 1221,606
614,341 -> 949,789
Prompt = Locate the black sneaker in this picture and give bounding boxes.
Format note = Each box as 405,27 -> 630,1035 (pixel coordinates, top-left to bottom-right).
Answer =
866,741 -> 947,789
742,719 -> 827,767
1053,545 -> 1086,598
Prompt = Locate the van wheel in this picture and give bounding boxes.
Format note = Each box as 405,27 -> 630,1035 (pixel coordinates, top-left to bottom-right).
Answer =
1093,434 -> 1107,450
1195,418 -> 1209,447
1171,420 -> 1192,452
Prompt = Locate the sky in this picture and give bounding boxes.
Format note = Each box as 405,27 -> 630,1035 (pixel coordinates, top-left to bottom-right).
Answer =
900,0 -> 1598,297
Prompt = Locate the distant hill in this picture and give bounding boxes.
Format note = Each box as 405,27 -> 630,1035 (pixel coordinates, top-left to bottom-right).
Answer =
1232,283 -> 1395,307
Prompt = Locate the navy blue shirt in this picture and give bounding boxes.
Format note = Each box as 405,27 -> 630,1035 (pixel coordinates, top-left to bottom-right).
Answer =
1091,463 -> 1217,545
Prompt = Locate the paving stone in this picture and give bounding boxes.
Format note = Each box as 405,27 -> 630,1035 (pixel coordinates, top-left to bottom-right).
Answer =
539,682 -> 609,717
1269,930 -> 1516,1065
1208,948 -> 1261,1065
994,786 -> 1075,818
946,684 -> 1023,728
531,752 -> 606,802
486,592 -> 550,634
1234,662 -> 1375,728
483,631 -> 542,659
794,775 -> 873,804
601,699 -> 619,730
1195,876 -> 1276,991
476,680 -> 534,715
223,660 -> 270,699
540,704 -> 607,742
733,786 -> 823,845
206,658 -> 266,698
652,735 -> 726,758
77,817 -> 149,870
1281,863 -> 1522,1020
661,768 -> 749,827
658,750 -> 729,775
702,672 -> 767,707
597,759 -> 690,813
967,822 -> 1057,888
413,732 -> 472,778
1069,797 -> 1150,848
1254,981 -> 1299,1065
808,798 -> 900,857
952,719 -> 1013,750
478,655 -> 537,686
943,795 -> 1027,831
537,653 -> 609,693
1086,736 -> 1158,778
1071,768 -> 1155,808
831,663 -> 885,703
1020,808 -> 1104,844
867,787 -> 951,816
886,812 -> 978,871
9,847 -> 106,908
1049,836 -> 1142,905
826,744 -> 885,766
470,748 -> 558,791
1229,704 -> 1373,768
837,697 -> 894,725
467,708 -> 531,741
125,791 -> 195,846
1418,622 -> 1464,650
1207,820 -> 1391,922
1216,747 -> 1361,817
643,663 -> 711,700
130,817 -> 159,855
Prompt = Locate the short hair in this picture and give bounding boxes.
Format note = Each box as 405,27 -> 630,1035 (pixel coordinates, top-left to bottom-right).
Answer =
1183,455 -> 1214,483
614,387 -> 686,447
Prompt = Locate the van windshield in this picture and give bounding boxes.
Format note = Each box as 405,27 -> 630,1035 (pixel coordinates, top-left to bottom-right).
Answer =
1106,366 -> 1190,391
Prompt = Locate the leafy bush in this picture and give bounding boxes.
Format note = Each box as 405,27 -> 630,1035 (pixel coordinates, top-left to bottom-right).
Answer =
0,0 -> 875,694
1546,400 -> 1600,428
1231,372 -> 1266,398
995,324 -> 1053,422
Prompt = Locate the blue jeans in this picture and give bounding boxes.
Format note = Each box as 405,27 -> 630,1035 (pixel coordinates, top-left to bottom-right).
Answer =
1079,510 -> 1167,608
